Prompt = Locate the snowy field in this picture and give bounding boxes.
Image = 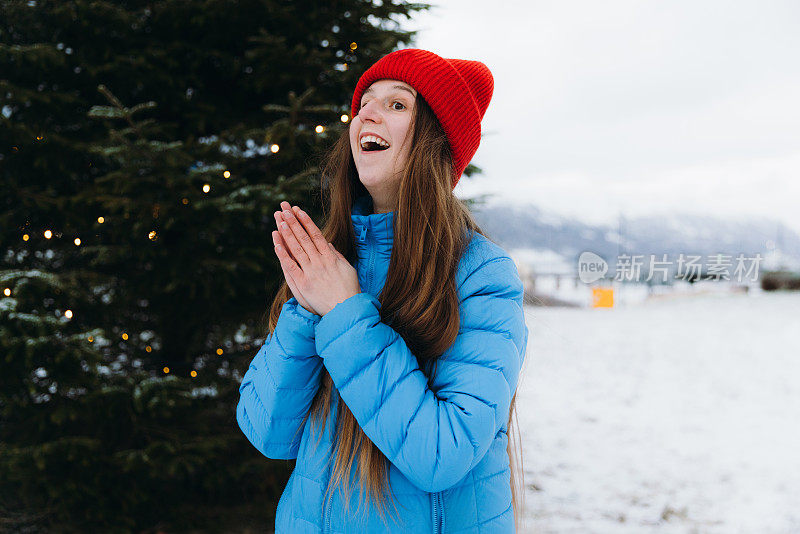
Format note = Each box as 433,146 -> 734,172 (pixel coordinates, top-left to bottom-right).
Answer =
515,291 -> 800,534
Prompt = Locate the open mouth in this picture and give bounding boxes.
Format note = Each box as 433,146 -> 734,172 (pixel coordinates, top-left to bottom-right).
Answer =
360,135 -> 391,153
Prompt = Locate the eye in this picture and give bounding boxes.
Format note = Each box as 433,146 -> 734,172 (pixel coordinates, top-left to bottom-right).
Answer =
358,98 -> 406,112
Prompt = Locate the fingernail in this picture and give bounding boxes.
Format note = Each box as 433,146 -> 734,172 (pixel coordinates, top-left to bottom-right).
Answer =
283,209 -> 293,218
281,222 -> 288,229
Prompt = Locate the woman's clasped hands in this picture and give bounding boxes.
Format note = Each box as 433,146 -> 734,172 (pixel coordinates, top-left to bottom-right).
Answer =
272,201 -> 361,316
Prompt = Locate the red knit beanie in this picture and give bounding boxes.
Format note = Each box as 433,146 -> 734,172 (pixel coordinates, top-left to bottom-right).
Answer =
350,48 -> 494,189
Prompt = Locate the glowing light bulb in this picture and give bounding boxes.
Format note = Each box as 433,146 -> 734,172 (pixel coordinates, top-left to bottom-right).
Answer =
44,230 -> 52,239
97,216 -> 104,224
3,288 -> 10,297
163,367 -> 170,374
202,184 -> 211,193
190,370 -> 197,378
64,310 -> 73,318
122,333 -> 128,340
74,238 -> 81,246
315,125 -> 324,133
223,170 -> 231,178
270,144 -> 279,153
23,234 -> 29,241
216,348 -> 223,355
340,114 -> 349,123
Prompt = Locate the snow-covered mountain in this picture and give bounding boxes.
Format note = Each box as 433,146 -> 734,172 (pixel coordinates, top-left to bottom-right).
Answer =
470,202 -> 800,272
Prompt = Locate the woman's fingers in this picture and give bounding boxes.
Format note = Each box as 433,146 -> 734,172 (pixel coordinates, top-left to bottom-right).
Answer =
292,206 -> 333,258
280,203 -> 325,259
275,209 -> 311,268
275,202 -> 339,283
272,230 -> 303,278
273,231 -> 316,313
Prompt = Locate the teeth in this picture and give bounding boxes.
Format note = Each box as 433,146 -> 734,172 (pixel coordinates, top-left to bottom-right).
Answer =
360,135 -> 390,149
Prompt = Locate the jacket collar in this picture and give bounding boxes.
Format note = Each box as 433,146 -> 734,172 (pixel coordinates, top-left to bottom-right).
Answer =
350,194 -> 395,251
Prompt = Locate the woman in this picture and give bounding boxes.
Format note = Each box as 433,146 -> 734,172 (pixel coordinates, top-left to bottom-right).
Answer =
237,48 -> 529,533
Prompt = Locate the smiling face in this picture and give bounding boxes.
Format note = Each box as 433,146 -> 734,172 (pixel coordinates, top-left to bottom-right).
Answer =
349,79 -> 418,213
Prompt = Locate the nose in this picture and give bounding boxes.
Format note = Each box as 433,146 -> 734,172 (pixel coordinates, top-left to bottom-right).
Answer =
357,99 -> 382,124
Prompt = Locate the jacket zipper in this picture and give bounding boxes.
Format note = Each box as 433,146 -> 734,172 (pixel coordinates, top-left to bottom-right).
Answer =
438,492 -> 445,533
358,224 -> 373,294
358,223 -> 374,293
324,491 -> 332,534
366,225 -> 375,294
432,491 -> 442,534
323,389 -> 339,534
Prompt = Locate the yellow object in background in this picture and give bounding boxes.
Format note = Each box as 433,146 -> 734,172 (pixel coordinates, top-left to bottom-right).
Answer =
592,287 -> 614,308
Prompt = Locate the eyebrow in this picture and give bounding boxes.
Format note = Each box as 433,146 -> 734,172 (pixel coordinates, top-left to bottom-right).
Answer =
362,84 -> 417,101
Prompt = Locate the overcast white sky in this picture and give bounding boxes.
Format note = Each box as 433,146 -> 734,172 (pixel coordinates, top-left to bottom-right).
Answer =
400,0 -> 800,233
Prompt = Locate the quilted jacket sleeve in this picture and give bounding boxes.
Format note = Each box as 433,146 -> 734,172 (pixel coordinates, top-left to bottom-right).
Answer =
313,256 -> 528,493
236,297 -> 323,460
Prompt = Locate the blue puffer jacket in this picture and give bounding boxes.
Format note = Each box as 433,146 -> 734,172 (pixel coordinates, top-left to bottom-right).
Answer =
237,195 -> 529,533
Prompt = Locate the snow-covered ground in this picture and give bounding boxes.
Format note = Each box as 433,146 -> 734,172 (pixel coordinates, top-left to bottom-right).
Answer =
515,291 -> 800,534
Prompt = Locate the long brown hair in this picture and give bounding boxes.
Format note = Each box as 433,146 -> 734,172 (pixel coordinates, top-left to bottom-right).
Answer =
267,91 -> 525,531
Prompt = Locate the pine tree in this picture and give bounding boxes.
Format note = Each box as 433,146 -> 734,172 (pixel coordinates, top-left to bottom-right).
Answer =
1,0 -> 432,530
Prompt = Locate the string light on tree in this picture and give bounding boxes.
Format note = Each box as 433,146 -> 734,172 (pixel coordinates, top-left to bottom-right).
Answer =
223,170 -> 231,179
181,198 -> 189,205
315,125 -> 324,133
350,42 -> 357,51
216,348 -> 223,355
190,370 -> 197,378
202,184 -> 211,193
122,333 -> 128,340
74,238 -> 81,246
97,216 -> 104,224
146,346 -> 152,353
44,230 -> 52,239
163,366 -> 170,374
88,336 -> 94,342
270,144 -> 280,153
64,310 -> 73,318
148,230 -> 157,241
23,234 -> 29,241
3,288 -> 10,297
340,114 -> 349,123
